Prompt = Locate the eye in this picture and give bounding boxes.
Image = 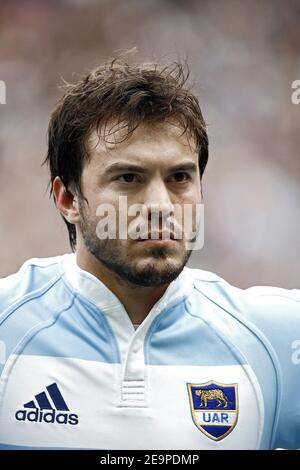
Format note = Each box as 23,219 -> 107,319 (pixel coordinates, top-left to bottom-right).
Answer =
169,172 -> 192,183
117,173 -> 139,183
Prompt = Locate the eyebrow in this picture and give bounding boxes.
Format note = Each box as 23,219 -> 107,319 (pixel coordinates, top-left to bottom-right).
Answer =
104,161 -> 198,175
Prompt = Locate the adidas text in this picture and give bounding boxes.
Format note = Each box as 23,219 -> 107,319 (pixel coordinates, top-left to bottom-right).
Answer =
15,409 -> 79,425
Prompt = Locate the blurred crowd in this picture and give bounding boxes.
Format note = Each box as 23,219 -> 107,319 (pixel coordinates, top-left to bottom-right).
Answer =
0,0 -> 299,288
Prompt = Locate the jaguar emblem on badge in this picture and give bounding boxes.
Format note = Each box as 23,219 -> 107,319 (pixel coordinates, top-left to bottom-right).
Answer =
187,381 -> 238,441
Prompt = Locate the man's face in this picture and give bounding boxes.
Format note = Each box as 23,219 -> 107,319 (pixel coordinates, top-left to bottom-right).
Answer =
77,120 -> 202,287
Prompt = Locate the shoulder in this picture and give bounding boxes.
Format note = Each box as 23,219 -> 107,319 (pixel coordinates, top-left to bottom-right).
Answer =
185,267 -> 300,371
185,266 -> 300,328
0,255 -> 68,311
0,254 -> 76,372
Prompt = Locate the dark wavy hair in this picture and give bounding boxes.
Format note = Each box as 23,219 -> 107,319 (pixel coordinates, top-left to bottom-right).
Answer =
44,55 -> 209,251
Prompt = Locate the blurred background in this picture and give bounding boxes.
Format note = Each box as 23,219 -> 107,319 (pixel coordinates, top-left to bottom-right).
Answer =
0,0 -> 299,288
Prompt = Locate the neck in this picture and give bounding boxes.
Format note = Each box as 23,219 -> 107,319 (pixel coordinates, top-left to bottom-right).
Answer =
76,247 -> 170,325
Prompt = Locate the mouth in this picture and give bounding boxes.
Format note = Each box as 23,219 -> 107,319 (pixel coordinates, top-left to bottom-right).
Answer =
135,232 -> 178,248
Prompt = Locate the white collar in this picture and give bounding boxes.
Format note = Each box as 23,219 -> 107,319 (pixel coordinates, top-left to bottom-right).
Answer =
62,252 -> 193,314
62,252 -> 195,369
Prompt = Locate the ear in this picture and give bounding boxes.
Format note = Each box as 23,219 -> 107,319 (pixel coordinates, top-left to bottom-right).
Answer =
52,177 -> 80,225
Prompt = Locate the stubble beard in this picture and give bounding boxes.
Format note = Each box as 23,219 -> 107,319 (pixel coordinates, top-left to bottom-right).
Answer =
78,203 -> 193,287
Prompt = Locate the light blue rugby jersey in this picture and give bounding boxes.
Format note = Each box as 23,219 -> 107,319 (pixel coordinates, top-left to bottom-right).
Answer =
0,253 -> 299,450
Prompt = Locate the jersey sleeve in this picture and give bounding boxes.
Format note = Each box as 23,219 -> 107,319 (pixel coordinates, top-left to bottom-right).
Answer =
244,286 -> 300,449
0,257 -> 64,376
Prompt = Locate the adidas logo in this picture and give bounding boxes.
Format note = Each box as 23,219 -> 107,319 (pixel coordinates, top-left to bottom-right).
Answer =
15,382 -> 79,425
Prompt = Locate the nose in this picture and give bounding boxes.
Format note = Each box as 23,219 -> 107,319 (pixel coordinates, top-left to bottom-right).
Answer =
143,176 -> 174,224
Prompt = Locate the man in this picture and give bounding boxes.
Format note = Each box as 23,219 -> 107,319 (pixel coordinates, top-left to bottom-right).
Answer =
0,57 -> 299,450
